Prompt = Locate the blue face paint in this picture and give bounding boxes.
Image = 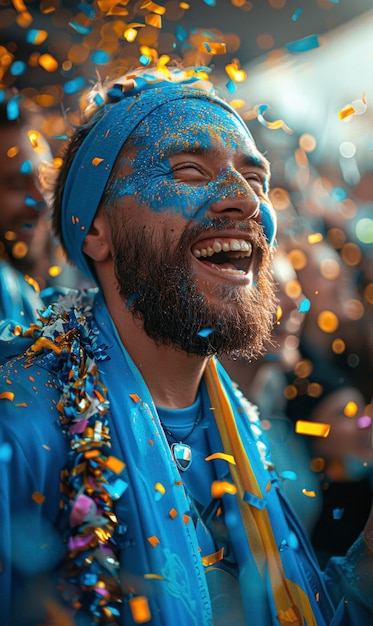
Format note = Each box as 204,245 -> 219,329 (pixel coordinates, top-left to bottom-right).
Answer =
61,81 -> 276,281
107,99 -> 275,234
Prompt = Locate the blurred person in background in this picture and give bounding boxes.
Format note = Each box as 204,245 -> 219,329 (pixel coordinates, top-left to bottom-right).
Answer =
0,97 -> 51,324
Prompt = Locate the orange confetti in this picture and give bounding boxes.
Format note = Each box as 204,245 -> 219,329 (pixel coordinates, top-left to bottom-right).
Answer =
225,59 -> 246,82
38,53 -> 59,72
32,491 -> 46,505
202,42 -> 227,55
302,489 -> 316,498
129,394 -> 141,402
147,535 -> 160,547
265,480 -> 272,492
169,508 -> 178,519
104,456 -> 125,474
129,596 -> 151,624
140,1 -> 166,14
15,402 -> 27,408
183,514 -> 191,524
338,105 -> 355,120
211,480 -> 237,498
295,420 -> 330,437
201,547 -> 224,566
145,14 -> 162,28
205,452 -> 236,464
0,392 -> 15,401
92,157 -> 104,166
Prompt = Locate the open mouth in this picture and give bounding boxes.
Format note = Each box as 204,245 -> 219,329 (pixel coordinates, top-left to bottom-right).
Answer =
191,237 -> 253,274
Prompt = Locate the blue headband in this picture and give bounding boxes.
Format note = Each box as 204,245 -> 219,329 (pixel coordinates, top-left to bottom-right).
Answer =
61,81 -> 262,281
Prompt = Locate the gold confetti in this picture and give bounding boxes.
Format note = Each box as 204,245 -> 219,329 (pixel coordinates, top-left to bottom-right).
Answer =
295,420 -> 330,437
225,59 -> 246,82
38,53 -> 59,72
205,452 -> 236,464
140,1 -> 166,14
154,482 -> 165,495
302,489 -> 316,498
201,547 -> 224,566
145,14 -> 162,28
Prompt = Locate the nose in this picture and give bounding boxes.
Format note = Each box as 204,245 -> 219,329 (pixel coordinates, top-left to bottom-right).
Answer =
207,170 -> 277,245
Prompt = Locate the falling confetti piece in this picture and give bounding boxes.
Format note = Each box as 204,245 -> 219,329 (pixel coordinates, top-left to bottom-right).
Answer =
69,21 -> 93,35
286,34 -> 321,54
104,456 -> 125,474
38,53 -> 59,72
140,1 -> 166,13
26,29 -> 48,44
257,104 -> 293,133
92,157 -> 104,166
295,420 -> 330,437
154,482 -> 165,497
197,328 -> 215,337
169,508 -> 178,519
333,508 -> 344,520
280,470 -> 298,481
302,489 -> 316,498
201,547 -> 224,566
202,42 -> 226,54
32,491 -> 46,505
63,77 -> 86,95
129,596 -> 151,624
292,8 -> 303,21
91,50 -> 111,65
211,480 -> 237,498
129,394 -> 141,402
10,61 -> 26,76
205,452 -> 236,464
298,298 -> 311,313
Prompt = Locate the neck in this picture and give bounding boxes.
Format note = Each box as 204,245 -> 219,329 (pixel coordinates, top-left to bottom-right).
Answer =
102,282 -> 208,410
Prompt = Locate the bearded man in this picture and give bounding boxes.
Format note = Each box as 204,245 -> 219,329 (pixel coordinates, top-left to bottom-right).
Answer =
0,69 -> 372,626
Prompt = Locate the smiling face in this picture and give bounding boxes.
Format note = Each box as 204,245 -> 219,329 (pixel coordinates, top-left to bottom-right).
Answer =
103,97 -> 277,357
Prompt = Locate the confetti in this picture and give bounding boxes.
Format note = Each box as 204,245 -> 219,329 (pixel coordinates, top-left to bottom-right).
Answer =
92,157 -> 104,166
10,61 -> 26,76
0,442 -> 12,462
292,9 -> 303,21
168,508 -> 178,519
26,29 -> 48,44
338,105 -> 355,120
286,34 -> 321,54
147,535 -> 160,547
302,489 -> 316,498
129,596 -> 151,624
0,392 -> 15,401
333,508 -> 344,520
211,480 -> 237,498
197,328 -> 215,337
205,452 -> 236,464
257,104 -> 293,133
69,21 -> 93,35
295,420 -> 330,437
298,298 -> 311,313
32,491 -> 46,505
201,547 -> 224,566
280,470 -> 297,481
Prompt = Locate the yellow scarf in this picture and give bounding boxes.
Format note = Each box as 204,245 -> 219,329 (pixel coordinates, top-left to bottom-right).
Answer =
205,358 -> 317,626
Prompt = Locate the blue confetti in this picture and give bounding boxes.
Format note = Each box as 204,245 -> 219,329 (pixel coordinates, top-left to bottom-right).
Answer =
26,29 -> 44,44
91,50 -> 111,65
226,79 -> 237,94
197,328 -> 215,338
24,195 -> 38,207
298,298 -> 311,313
139,55 -> 151,66
286,34 -> 320,54
203,0 -> 216,5
94,93 -> 104,107
6,95 -> 21,120
280,470 -> 298,481
63,76 -> 86,94
333,507 -> 344,520
331,186 -> 347,201
10,61 -> 27,76
68,21 -> 93,35
292,8 -> 303,21
78,2 -> 95,18
175,25 -> 188,42
20,160 -> 33,174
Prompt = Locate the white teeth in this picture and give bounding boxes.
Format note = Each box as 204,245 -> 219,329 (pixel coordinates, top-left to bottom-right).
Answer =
192,238 -> 253,258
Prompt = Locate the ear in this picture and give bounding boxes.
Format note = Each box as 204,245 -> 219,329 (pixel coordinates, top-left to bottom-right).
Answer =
82,208 -> 112,263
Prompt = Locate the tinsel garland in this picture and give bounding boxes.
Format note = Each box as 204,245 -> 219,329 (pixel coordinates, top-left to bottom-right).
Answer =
23,293 -> 127,624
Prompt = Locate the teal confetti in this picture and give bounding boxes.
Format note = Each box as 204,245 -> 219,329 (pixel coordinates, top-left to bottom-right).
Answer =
286,34 -> 320,53
175,25 -> 188,42
298,298 -> 311,313
203,42 -> 211,52
203,0 -> 216,5
139,55 -> 151,66
69,21 -> 93,35
20,160 -> 33,174
6,95 -> 21,120
91,50 -> 111,65
94,93 -> 104,107
280,470 -> 297,481
197,328 -> 215,338
10,61 -> 26,76
291,8 -> 303,21
78,2 -> 95,18
26,29 -> 45,44
25,195 -> 38,206
63,76 -> 86,94
226,79 -> 236,94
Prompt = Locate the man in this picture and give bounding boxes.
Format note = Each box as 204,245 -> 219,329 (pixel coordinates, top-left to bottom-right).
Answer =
0,99 -> 50,323
0,70 -> 372,625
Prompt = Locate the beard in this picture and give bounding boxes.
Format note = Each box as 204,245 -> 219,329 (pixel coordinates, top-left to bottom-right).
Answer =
107,212 -> 276,359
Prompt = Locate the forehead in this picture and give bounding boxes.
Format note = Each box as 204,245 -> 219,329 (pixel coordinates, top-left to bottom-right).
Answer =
128,97 -> 265,163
